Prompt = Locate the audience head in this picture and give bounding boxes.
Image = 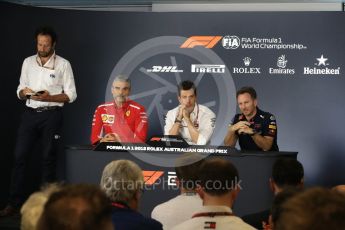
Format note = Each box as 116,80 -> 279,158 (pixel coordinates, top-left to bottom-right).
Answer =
270,158 -> 304,194
197,158 -> 240,205
275,187 -> 345,230
100,160 -> 144,210
270,187 -> 302,229
175,153 -> 205,192
37,184 -> 113,230
21,183 -> 61,230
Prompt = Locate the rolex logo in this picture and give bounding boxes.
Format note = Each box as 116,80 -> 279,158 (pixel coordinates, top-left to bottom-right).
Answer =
243,57 -> 251,66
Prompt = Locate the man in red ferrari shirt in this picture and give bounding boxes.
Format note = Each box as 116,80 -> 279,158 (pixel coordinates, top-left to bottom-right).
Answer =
91,75 -> 148,145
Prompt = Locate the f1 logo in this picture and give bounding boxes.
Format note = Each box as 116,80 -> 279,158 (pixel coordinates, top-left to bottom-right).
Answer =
143,171 -> 164,185
180,36 -> 222,48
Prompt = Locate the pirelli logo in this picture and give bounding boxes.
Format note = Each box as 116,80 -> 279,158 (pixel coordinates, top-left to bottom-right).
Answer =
180,36 -> 222,48
143,171 -> 164,185
191,64 -> 225,73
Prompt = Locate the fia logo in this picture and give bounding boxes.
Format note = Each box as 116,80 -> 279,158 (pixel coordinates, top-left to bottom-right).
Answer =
222,35 -> 240,49
50,74 -> 56,78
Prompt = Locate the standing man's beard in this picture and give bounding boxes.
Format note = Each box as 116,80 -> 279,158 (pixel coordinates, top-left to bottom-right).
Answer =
38,49 -> 54,58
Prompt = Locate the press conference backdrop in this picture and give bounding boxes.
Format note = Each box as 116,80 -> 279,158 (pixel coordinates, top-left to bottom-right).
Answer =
1,2 -> 345,203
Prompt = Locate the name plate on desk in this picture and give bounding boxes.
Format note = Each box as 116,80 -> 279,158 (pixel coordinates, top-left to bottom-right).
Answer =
94,142 -> 234,154
91,135 -> 296,157
94,142 -> 238,154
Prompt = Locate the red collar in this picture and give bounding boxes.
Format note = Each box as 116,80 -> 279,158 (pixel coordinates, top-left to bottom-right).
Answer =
111,202 -> 130,209
192,212 -> 234,218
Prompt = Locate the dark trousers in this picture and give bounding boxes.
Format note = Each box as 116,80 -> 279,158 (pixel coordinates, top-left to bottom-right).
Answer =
9,107 -> 62,206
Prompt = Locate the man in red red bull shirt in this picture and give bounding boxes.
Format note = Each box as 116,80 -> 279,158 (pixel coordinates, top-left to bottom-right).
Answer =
91,75 -> 148,145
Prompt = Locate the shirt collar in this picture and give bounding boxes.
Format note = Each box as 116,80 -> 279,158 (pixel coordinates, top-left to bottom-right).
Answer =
197,205 -> 233,213
181,191 -> 198,196
252,107 -> 264,121
36,51 -> 56,69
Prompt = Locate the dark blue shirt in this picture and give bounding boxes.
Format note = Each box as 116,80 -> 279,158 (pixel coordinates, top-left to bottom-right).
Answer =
232,107 -> 279,151
111,204 -> 163,230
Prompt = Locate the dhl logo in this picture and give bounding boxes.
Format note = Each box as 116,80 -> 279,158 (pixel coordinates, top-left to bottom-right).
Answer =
180,36 -> 222,48
143,171 -> 164,185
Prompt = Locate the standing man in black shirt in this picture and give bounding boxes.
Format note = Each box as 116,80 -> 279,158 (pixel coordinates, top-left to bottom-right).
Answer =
224,86 -> 278,151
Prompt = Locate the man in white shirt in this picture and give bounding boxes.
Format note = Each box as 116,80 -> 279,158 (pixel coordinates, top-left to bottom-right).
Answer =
151,153 -> 204,229
164,80 -> 215,145
0,26 -> 77,217
172,158 -> 255,230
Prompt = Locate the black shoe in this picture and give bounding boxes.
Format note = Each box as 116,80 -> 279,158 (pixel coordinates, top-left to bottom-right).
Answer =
0,205 -> 19,217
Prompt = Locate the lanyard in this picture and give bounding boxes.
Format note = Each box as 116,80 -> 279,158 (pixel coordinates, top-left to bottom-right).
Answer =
111,202 -> 129,209
192,212 -> 234,218
193,103 -> 199,128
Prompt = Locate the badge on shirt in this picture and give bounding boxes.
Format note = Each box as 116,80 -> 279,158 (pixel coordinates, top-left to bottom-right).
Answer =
204,221 -> 216,229
126,110 -> 131,117
269,123 -> 276,134
269,124 -> 277,130
50,74 -> 56,78
101,114 -> 115,124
